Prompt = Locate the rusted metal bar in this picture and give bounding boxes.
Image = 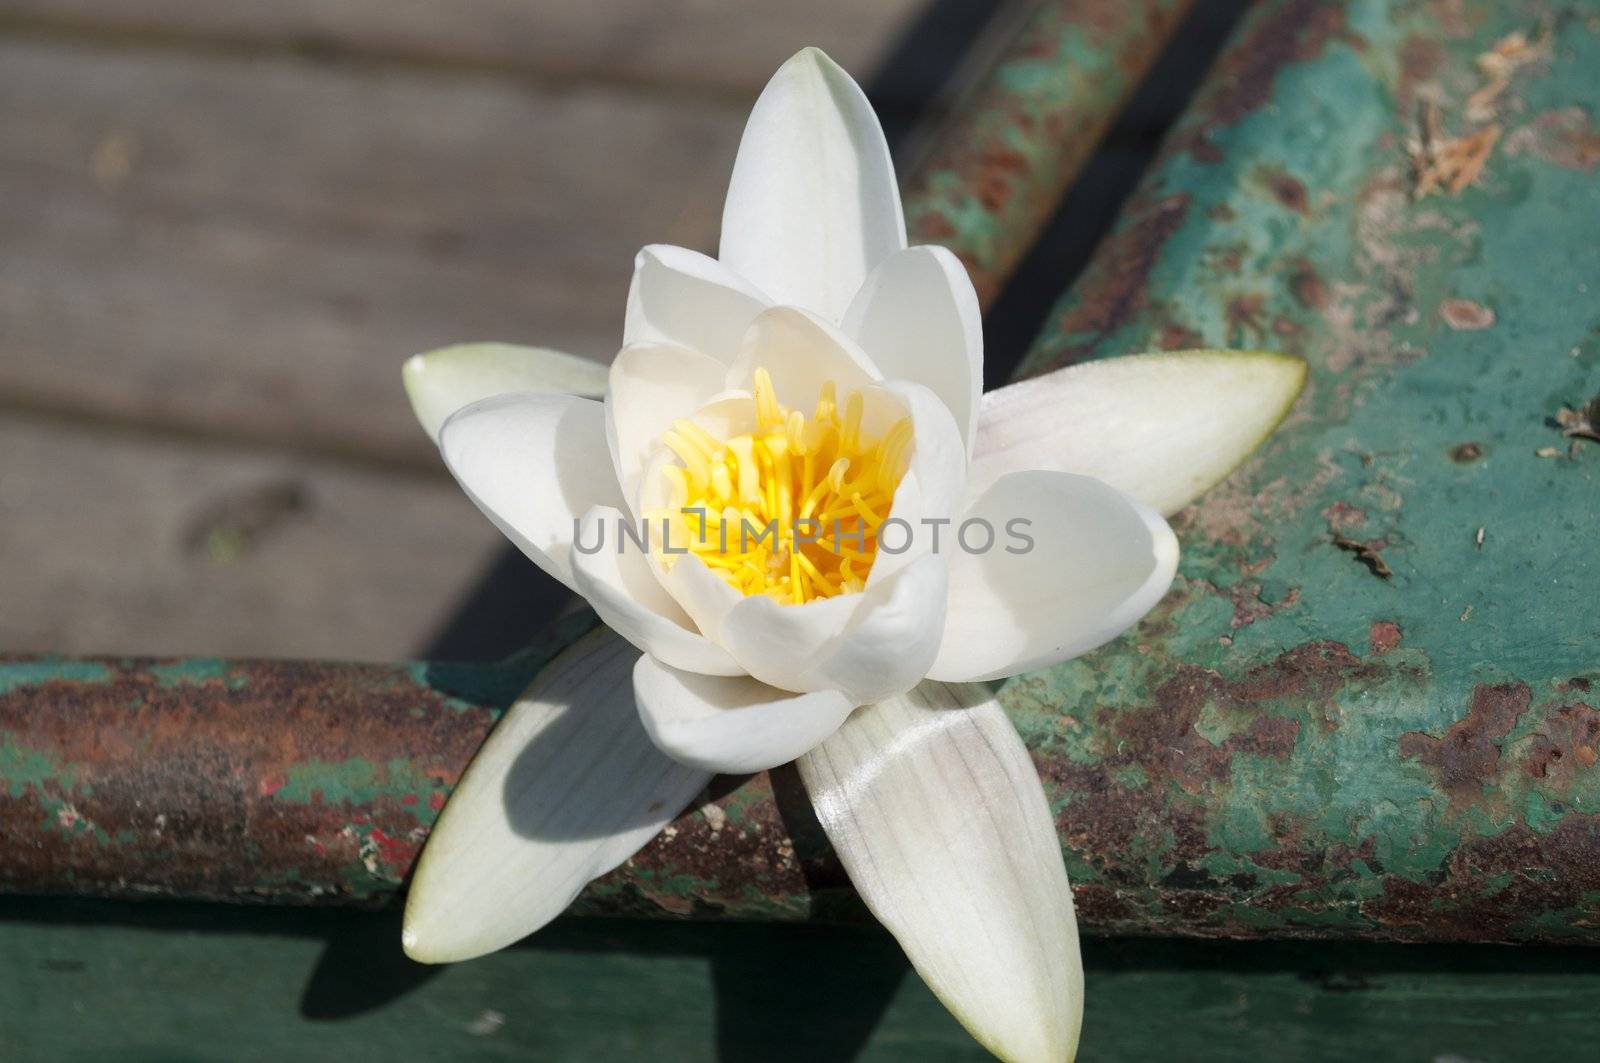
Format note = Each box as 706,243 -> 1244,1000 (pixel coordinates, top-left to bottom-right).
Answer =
4,0 -> 1597,945
902,0 -> 1194,307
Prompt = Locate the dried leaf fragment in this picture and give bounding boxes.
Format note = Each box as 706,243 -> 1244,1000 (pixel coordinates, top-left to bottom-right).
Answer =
1555,400 -> 1600,443
1466,29 -> 1549,121
1410,102 -> 1502,198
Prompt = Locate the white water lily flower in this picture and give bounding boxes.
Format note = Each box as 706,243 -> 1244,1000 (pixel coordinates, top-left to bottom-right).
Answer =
401,47 -> 1305,1062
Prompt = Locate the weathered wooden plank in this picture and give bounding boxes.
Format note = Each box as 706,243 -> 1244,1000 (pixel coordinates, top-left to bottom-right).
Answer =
0,414 -> 502,659
0,39 -> 743,468
0,0 -> 937,96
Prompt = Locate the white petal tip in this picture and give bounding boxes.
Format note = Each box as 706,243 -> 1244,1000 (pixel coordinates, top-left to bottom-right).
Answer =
398,924 -> 428,962
974,348 -> 1311,517
400,878 -> 504,965
404,342 -> 611,443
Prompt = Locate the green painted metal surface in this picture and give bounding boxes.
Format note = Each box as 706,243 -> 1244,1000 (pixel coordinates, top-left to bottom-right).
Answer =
1006,0 -> 1600,941
2,898 -> 1597,1061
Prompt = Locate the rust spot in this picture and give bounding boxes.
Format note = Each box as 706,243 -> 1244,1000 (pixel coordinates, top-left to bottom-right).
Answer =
1504,107 -> 1600,171
1206,579 -> 1300,630
1398,683 -> 1531,808
1322,501 -> 1368,531
1226,293 -> 1269,344
1449,442 -> 1484,462
1289,261 -> 1331,310
1397,34 -> 1446,111
1156,322 -> 1206,350
915,212 -> 957,241
1176,0 -> 1351,162
1366,814 -> 1600,941
1439,298 -> 1495,330
1369,621 -> 1403,655
1259,166 -> 1310,213
1043,193 -> 1191,367
976,144 -> 1029,212
1522,704 -> 1600,784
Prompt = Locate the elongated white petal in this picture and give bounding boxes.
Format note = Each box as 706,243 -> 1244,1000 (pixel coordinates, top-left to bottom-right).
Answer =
726,305 -> 881,402
928,470 -> 1177,684
971,350 -> 1308,516
439,394 -> 625,591
634,655 -> 855,773
403,628 -> 711,963
844,246 -> 983,456
623,244 -> 771,363
404,343 -> 610,443
797,681 -> 1082,1062
571,506 -> 744,677
720,48 -> 906,321
606,343 -> 727,507
718,553 -> 947,703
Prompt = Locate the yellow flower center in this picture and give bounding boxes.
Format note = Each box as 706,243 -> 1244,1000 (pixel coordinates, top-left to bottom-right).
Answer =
651,368 -> 912,605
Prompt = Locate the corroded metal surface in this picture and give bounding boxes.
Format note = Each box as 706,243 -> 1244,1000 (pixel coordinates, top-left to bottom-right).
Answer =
1019,0 -> 1600,942
4,0 -> 1598,943
902,0 -> 1193,306
0,651 -> 522,904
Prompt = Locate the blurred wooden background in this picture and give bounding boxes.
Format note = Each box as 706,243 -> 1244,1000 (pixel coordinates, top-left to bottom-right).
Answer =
0,0 -> 1012,660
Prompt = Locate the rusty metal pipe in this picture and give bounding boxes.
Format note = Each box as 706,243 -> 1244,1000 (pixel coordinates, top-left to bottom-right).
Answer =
902,0 -> 1194,307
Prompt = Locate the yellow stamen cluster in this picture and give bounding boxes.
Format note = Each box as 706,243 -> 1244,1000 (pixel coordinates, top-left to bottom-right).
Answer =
651,369 -> 912,605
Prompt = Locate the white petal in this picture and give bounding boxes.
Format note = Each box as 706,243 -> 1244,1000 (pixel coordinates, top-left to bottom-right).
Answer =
404,343 -> 609,443
605,343 -> 728,507
844,246 -> 983,457
403,628 -> 710,963
439,394 -> 625,591
875,380 -> 965,525
634,655 -> 855,774
658,552 -> 744,645
726,305 -> 881,403
860,467 -> 926,587
809,552 -> 947,701
623,244 -> 771,363
797,681 -> 1082,1063
928,470 -> 1178,684
708,579 -> 857,690
971,350 -> 1308,516
570,506 -> 744,677
720,48 -> 906,322
718,553 -> 947,703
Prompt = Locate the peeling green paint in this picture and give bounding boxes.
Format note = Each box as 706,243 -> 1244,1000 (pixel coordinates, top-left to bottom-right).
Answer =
1011,0 -> 1600,940
0,658 -> 109,696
